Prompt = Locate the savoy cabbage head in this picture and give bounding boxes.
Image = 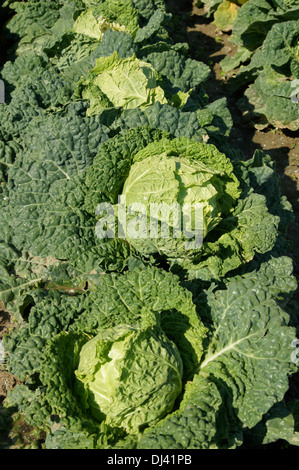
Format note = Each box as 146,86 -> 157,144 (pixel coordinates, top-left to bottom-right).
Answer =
73,314 -> 184,433
76,51 -> 169,115
71,0 -> 140,40
115,137 -> 240,259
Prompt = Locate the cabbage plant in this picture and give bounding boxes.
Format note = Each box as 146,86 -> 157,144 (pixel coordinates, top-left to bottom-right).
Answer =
3,262 -> 298,448
84,128 -> 291,281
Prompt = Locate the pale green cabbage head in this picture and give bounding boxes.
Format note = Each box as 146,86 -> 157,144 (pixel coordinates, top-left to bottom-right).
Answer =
117,138 -> 241,258
74,314 -> 183,433
79,52 -> 168,116
72,0 -> 139,40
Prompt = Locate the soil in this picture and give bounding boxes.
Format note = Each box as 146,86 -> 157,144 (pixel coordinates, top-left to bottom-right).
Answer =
0,0 -> 299,439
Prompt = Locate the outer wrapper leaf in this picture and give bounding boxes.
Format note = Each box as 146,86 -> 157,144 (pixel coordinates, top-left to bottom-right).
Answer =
199,277 -> 296,429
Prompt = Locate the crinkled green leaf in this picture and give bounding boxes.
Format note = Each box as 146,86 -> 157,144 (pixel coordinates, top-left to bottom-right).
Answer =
145,49 -> 211,93
0,69 -> 73,139
138,374 -> 224,449
198,267 -> 297,429
4,112 -> 134,278
231,0 -> 279,49
220,46 -> 252,73
134,9 -> 169,43
238,66 -> 299,131
262,19 -> 299,69
183,192 -> 280,281
198,97 -> 233,143
6,0 -> 83,56
0,53 -> 50,90
4,289 -> 87,379
244,400 -> 299,447
0,243 -> 58,319
84,126 -> 169,213
111,102 -> 208,141
130,0 -> 166,20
